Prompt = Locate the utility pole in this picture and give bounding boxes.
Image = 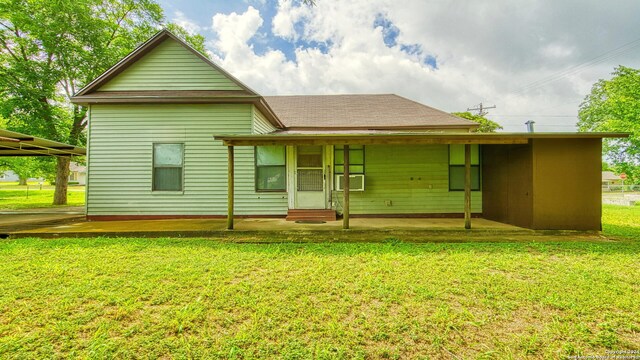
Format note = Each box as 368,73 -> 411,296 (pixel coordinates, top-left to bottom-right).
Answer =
467,102 -> 496,116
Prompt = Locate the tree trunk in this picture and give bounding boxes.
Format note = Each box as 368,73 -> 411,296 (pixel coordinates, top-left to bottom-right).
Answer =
18,177 -> 27,186
53,157 -> 70,205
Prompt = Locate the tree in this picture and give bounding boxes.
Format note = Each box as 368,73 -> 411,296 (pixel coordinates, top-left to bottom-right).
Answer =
0,157 -> 53,185
452,112 -> 503,133
0,0 -> 206,204
578,66 -> 640,183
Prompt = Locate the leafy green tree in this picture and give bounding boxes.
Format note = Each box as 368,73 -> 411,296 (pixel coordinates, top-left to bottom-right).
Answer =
0,0 -> 206,204
578,66 -> 640,183
0,157 -> 53,185
452,112 -> 503,133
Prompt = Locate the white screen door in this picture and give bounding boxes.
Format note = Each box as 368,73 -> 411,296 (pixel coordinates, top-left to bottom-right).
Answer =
295,146 -> 325,209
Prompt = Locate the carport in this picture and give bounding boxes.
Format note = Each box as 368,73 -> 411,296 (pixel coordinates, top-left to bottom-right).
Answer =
0,129 -> 87,234
0,129 -> 86,157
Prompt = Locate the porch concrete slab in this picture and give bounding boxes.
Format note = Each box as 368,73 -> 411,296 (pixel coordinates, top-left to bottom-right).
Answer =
234,218 -> 521,231
6,217 -> 526,238
0,213 -> 85,233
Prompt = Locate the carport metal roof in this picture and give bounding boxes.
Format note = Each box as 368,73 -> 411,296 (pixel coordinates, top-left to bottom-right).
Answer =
0,129 -> 86,157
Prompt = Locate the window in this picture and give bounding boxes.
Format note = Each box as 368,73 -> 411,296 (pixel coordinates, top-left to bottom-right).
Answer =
334,145 -> 364,174
449,144 -> 480,191
153,143 -> 184,191
255,146 -> 286,191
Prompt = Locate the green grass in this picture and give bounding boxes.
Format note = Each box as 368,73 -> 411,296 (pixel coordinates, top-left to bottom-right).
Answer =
0,207 -> 638,359
603,204 -> 640,239
0,183 -> 84,209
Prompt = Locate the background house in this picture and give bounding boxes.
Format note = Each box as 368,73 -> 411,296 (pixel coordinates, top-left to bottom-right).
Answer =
69,162 -> 86,185
602,171 -> 623,187
0,170 -> 20,182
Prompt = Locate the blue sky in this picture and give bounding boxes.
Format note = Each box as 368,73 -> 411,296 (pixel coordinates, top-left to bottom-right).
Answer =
156,0 -> 640,132
161,0 -> 299,60
160,0 -> 434,65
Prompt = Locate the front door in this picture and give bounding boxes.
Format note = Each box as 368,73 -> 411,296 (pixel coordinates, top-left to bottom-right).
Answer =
295,145 -> 325,209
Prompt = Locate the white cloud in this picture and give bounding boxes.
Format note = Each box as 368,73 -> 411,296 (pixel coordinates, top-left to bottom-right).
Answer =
173,11 -> 202,34
205,1 -> 640,132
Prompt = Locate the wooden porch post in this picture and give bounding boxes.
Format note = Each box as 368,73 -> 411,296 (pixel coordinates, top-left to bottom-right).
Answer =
343,144 -> 350,230
227,146 -> 234,230
464,144 -> 471,229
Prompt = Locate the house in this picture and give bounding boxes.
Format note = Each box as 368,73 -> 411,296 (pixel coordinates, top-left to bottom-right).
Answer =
71,30 -> 627,231
0,170 -> 20,182
602,171 -> 623,189
69,162 -> 87,185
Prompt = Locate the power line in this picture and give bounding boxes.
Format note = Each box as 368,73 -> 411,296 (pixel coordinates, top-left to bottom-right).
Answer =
491,114 -> 577,118
513,37 -> 640,94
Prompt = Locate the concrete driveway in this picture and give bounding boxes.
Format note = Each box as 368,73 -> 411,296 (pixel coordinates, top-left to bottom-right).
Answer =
0,207 -> 85,234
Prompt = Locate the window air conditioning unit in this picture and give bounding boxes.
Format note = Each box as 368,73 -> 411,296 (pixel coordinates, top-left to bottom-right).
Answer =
335,174 -> 365,191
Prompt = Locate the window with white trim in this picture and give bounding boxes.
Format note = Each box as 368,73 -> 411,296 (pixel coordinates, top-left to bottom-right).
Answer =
153,143 -> 184,191
255,146 -> 286,191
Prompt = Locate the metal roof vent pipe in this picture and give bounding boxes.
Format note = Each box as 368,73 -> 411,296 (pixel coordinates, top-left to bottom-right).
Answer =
525,120 -> 535,133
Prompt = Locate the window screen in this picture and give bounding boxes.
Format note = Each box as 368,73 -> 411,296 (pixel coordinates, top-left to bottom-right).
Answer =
153,143 -> 184,191
255,146 -> 286,191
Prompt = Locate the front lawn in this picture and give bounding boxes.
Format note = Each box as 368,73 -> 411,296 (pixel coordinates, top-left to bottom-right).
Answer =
603,204 -> 640,239
0,183 -> 84,210
1,205 -> 639,359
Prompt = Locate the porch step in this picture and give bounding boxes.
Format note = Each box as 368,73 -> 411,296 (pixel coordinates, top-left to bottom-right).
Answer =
286,209 -> 337,222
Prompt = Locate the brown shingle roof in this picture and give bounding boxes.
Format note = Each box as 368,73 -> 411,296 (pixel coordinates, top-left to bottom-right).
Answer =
264,94 -> 477,130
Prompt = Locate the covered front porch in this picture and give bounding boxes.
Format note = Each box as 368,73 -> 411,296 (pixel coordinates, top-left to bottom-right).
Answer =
216,132 -> 621,231
217,133 -> 526,231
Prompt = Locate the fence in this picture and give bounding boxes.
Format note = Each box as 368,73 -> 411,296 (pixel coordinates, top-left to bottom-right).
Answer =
602,184 -> 640,193
602,185 -> 640,206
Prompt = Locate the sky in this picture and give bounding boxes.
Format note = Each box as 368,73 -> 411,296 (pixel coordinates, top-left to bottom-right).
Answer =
157,0 -> 640,132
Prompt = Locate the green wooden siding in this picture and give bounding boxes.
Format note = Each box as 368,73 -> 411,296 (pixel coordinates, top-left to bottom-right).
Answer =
252,107 -> 277,134
87,104 -> 287,216
98,39 -> 243,91
333,145 -> 482,214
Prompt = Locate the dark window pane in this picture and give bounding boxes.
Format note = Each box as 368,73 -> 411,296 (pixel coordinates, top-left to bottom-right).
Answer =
297,146 -> 323,168
256,166 -> 286,191
154,167 -> 182,191
449,166 -> 480,191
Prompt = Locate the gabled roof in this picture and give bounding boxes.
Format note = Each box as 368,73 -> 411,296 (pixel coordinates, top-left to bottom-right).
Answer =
72,31 -> 477,131
74,29 -> 259,97
602,171 -> 621,181
264,94 -> 478,130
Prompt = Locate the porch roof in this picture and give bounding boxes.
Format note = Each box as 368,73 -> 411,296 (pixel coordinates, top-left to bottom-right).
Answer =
213,132 -> 629,146
0,129 -> 86,157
